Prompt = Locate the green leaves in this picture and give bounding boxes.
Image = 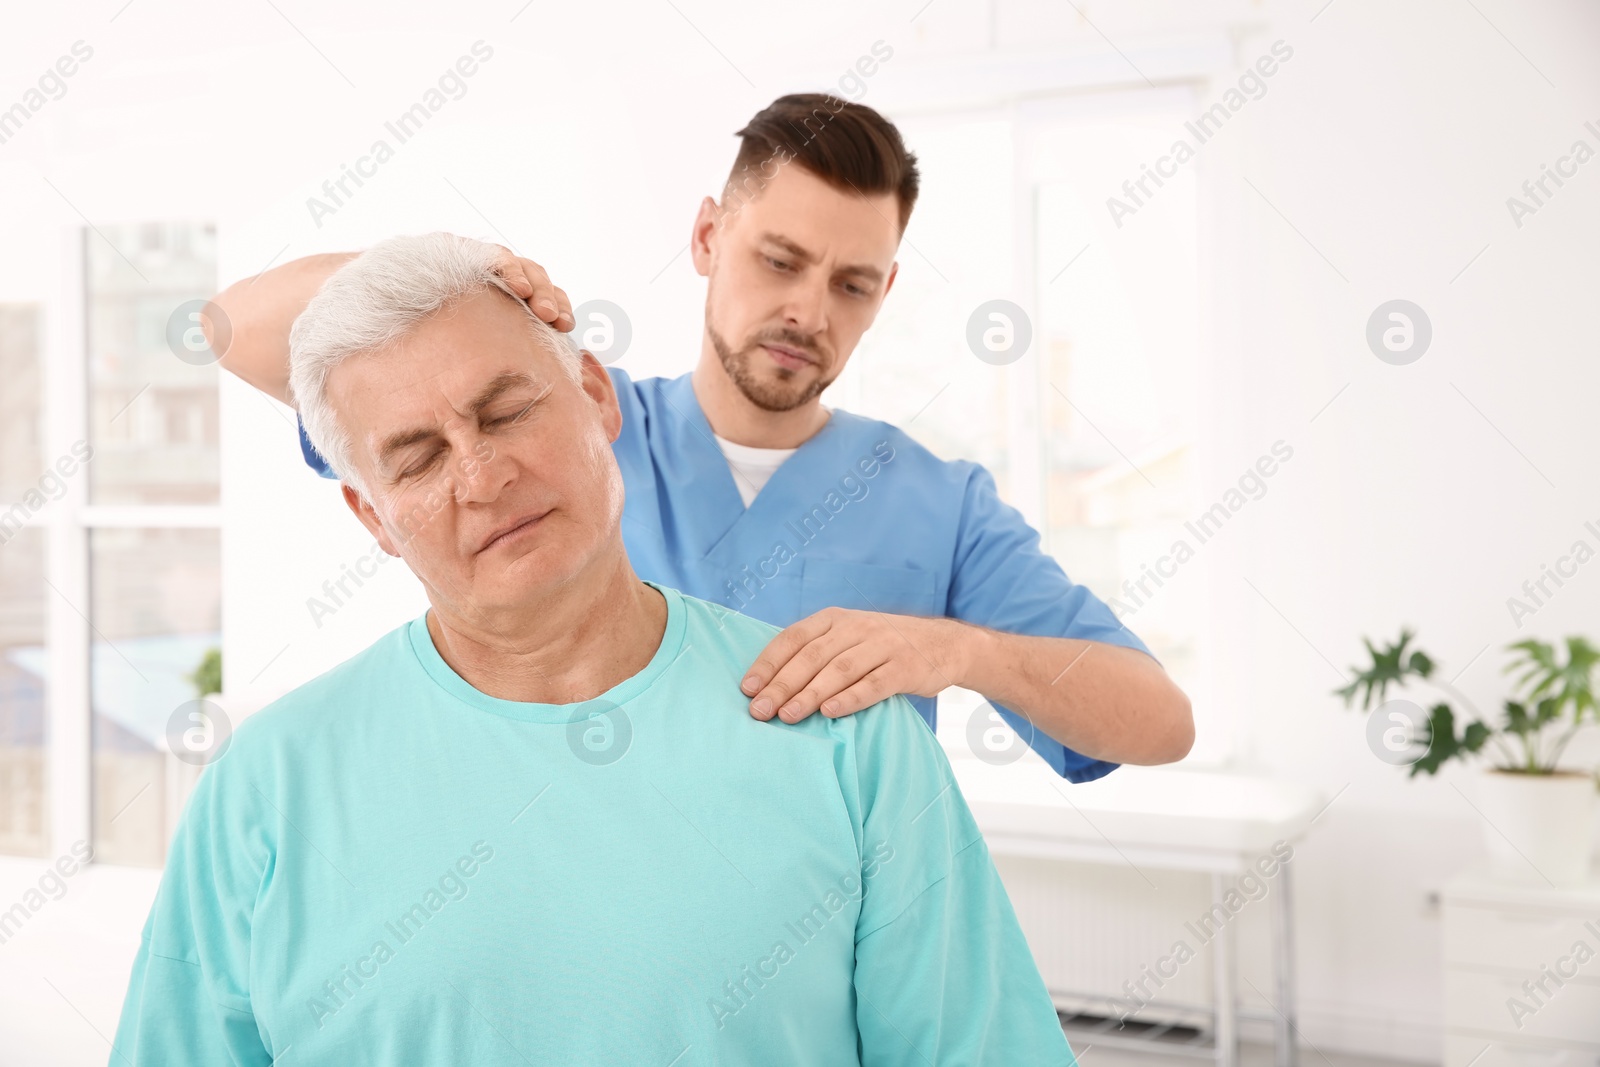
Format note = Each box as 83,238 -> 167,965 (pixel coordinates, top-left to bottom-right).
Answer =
188,647 -> 222,698
1409,703 -> 1490,777
1503,697 -> 1561,739
1506,636 -> 1599,725
1332,628 -> 1435,711
1339,629 -> 1598,777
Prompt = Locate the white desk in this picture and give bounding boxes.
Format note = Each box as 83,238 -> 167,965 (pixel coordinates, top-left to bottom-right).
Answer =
950,758 -> 1325,1067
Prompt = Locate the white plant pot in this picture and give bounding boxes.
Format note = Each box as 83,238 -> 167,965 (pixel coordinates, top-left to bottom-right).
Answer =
1472,768 -> 1598,887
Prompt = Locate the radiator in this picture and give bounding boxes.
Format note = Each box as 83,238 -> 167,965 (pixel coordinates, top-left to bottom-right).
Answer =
993,853 -> 1236,1025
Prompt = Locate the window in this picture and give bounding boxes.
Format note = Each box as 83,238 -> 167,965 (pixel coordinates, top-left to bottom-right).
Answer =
0,303 -> 48,856
90,527 -> 221,867
87,222 -> 221,506
84,223 -> 223,867
839,118 -> 1019,498
0,223 -> 223,867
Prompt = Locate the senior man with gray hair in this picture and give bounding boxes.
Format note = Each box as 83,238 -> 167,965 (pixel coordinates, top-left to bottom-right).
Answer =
110,232 -> 1074,1065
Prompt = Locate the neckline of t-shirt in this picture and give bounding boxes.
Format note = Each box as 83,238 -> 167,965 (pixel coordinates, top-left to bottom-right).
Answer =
406,580 -> 687,724
712,432 -> 800,467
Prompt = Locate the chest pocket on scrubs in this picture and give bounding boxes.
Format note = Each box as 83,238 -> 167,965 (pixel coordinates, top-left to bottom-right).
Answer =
798,559 -> 942,619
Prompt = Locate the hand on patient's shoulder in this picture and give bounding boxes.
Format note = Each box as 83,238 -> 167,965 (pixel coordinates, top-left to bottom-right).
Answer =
738,605 -> 970,726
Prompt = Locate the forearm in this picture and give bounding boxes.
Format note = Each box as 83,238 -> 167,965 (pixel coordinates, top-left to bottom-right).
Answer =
955,624 -> 1194,765
210,251 -> 356,406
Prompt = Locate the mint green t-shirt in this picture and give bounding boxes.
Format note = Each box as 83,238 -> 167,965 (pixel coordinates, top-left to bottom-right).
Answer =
111,581 -> 1073,1066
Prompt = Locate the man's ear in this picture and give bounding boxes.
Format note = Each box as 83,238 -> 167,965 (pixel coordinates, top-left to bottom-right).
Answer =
342,483 -> 400,557
578,350 -> 623,443
689,196 -> 722,278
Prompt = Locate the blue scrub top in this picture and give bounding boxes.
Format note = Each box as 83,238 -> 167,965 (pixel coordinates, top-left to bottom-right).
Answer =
296,367 -> 1157,782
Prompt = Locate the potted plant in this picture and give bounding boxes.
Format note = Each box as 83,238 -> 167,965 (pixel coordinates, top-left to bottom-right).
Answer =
165,647 -> 226,843
1335,631 -> 1599,886
187,646 -> 222,700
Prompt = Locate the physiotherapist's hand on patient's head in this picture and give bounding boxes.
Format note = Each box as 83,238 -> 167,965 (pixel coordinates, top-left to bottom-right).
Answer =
483,244 -> 576,333
740,606 -> 972,723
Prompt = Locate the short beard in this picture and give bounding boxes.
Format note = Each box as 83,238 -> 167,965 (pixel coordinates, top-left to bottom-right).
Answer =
708,324 -> 834,413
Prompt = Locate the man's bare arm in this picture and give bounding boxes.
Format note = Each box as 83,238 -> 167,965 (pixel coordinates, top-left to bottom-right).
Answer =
205,247 -> 573,407
742,608 -> 1195,765
209,253 -> 356,405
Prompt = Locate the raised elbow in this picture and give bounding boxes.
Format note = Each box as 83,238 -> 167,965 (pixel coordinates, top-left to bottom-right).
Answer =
1158,688 -> 1195,763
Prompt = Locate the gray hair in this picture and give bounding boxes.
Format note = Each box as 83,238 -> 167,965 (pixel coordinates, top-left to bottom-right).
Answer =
288,232 -> 583,493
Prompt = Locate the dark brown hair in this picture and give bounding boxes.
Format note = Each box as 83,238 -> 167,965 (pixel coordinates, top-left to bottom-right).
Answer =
725,93 -> 920,232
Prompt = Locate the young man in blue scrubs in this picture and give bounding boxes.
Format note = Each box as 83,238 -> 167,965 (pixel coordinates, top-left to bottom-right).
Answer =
209,94 -> 1192,782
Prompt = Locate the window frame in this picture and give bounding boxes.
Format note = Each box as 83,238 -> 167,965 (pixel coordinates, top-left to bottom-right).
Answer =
39,226 -> 222,864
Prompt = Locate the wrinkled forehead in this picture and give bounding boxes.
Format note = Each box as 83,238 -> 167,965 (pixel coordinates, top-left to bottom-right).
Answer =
327,289 -> 565,461
332,293 -> 498,384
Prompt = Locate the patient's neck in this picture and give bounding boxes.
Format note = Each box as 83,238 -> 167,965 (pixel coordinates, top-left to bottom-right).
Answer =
422,554 -> 668,705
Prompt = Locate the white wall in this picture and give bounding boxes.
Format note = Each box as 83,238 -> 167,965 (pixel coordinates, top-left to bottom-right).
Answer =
1200,2 -> 1600,1055
3,0 -> 1598,1062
